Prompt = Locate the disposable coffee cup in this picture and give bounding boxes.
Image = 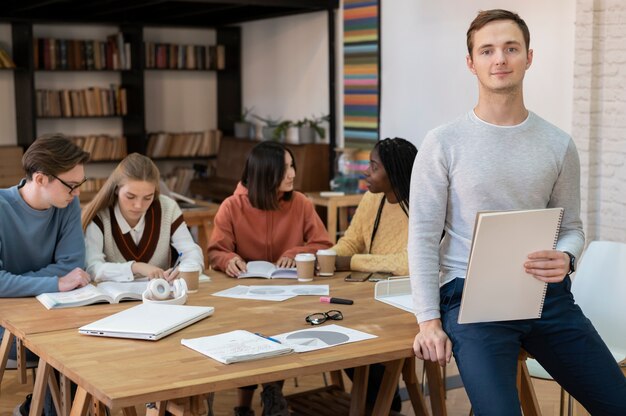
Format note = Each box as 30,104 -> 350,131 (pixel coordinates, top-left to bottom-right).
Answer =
178,264 -> 200,293
316,249 -> 337,276
295,253 -> 316,282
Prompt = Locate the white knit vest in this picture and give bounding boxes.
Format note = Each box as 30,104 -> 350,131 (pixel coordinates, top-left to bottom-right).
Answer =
94,195 -> 184,269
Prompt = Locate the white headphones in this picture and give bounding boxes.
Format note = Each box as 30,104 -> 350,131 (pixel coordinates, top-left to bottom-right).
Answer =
142,278 -> 188,305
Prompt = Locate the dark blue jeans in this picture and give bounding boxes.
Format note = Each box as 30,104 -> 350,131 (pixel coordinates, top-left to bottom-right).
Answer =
1,326 -> 57,416
440,277 -> 626,416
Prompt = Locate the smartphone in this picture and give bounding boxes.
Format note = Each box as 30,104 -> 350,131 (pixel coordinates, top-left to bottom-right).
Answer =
344,272 -> 372,282
368,272 -> 392,282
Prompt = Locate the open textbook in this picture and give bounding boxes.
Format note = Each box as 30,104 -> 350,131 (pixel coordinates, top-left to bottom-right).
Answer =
36,281 -> 149,309
237,261 -> 297,279
459,208 -> 564,324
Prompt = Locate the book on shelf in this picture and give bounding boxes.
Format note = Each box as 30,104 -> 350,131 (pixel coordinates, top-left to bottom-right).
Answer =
36,281 -> 149,309
146,130 -> 221,158
237,261 -> 297,279
181,329 -> 294,364
35,85 -> 127,117
458,207 -> 564,324
0,48 -> 16,68
34,33 -> 130,70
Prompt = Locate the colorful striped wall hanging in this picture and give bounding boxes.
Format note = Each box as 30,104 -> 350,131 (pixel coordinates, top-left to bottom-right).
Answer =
343,0 -> 380,149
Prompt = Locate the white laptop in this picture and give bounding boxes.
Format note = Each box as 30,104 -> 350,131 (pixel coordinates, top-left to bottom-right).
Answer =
79,303 -> 214,341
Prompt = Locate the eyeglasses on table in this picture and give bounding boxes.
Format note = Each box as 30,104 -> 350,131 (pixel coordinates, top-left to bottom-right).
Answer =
305,310 -> 343,325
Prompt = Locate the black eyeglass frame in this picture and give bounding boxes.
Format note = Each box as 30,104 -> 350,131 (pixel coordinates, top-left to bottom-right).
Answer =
48,173 -> 87,195
305,310 -> 343,325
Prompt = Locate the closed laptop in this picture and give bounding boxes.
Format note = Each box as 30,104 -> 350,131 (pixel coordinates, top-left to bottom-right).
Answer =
79,303 -> 214,341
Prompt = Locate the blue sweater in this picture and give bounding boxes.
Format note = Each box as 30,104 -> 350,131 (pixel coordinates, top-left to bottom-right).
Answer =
0,182 -> 86,297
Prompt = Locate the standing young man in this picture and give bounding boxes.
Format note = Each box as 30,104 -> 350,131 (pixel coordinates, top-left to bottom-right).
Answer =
0,134 -> 91,415
408,9 -> 626,415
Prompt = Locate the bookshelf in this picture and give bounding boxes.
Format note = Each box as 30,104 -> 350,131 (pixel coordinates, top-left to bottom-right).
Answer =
3,0 -> 338,173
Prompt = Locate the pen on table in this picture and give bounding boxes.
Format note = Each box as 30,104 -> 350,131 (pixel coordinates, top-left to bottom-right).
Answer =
254,332 -> 282,344
320,296 -> 353,305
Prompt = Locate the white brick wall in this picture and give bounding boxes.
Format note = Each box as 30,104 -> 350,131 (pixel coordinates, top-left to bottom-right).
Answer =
573,0 -> 626,243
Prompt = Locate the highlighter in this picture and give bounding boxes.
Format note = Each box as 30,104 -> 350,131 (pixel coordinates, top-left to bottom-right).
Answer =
320,296 -> 353,305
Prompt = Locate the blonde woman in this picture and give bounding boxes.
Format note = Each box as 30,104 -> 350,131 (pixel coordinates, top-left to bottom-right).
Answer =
82,153 -> 203,282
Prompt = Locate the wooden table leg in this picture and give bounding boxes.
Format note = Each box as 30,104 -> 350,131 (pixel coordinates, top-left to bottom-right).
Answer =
425,360 -> 447,416
91,399 -> 107,416
349,365 -> 369,416
47,370 -> 62,416
60,374 -> 72,416
68,386 -> 91,416
0,329 -> 15,384
402,357 -> 429,416
16,337 -> 28,383
122,407 -> 138,416
30,360 -> 52,416
371,359 -> 404,416
518,359 -> 542,416
327,200 -> 338,243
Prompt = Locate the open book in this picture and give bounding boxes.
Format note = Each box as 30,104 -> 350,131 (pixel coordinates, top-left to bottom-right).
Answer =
459,208 -> 564,324
36,281 -> 149,309
181,330 -> 294,364
238,261 -> 297,279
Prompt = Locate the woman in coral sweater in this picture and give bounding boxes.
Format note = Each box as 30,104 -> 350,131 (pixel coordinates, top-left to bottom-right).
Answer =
207,141 -> 332,416
208,141 -> 332,278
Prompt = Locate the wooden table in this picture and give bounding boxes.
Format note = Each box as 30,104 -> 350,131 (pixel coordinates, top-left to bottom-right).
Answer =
0,299 -> 133,415
16,272 -> 446,416
306,193 -> 364,243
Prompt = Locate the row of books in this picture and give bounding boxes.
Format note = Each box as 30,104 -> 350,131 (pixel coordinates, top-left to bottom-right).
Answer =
68,135 -> 127,161
146,130 -> 222,158
35,85 -> 128,118
82,177 -> 108,193
144,42 -> 225,70
0,48 -> 16,68
33,33 -> 130,70
163,167 -> 196,195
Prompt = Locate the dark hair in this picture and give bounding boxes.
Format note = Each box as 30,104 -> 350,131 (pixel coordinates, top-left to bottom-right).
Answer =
241,141 -> 296,210
22,134 -> 90,180
373,137 -> 417,216
466,9 -> 530,56
82,153 -> 160,232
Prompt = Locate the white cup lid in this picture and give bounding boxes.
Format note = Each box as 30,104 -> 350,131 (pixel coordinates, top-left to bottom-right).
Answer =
295,253 -> 316,261
316,249 -> 337,255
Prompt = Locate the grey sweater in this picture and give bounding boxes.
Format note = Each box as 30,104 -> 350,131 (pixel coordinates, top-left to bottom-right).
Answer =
408,111 -> 584,323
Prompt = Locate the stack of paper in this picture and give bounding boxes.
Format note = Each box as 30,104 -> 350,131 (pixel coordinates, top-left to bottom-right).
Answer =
181,330 -> 293,364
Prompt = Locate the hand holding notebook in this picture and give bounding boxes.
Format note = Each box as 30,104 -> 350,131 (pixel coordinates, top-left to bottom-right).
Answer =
458,208 -> 564,324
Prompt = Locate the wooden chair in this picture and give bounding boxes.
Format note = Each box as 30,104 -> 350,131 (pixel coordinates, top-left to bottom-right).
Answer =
180,202 -> 219,270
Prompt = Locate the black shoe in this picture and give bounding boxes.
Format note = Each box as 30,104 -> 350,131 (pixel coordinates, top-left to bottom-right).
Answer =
234,406 -> 255,416
13,394 -> 31,416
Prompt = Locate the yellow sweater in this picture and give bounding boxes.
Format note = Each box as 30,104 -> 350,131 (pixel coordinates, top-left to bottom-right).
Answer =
331,191 -> 408,275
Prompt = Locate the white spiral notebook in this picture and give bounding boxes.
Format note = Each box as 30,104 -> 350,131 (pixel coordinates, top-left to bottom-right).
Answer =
458,208 -> 564,324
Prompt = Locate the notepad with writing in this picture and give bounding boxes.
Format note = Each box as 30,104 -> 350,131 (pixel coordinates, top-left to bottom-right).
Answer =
458,208 -> 564,324
181,330 -> 294,364
237,261 -> 297,279
36,281 -> 148,309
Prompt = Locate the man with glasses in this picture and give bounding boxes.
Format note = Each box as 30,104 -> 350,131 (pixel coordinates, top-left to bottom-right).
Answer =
0,134 -> 91,416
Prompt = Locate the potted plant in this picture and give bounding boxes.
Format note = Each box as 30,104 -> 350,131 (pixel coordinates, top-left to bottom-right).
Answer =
275,120 -> 299,144
233,107 -> 254,139
254,115 -> 284,141
297,114 -> 329,144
